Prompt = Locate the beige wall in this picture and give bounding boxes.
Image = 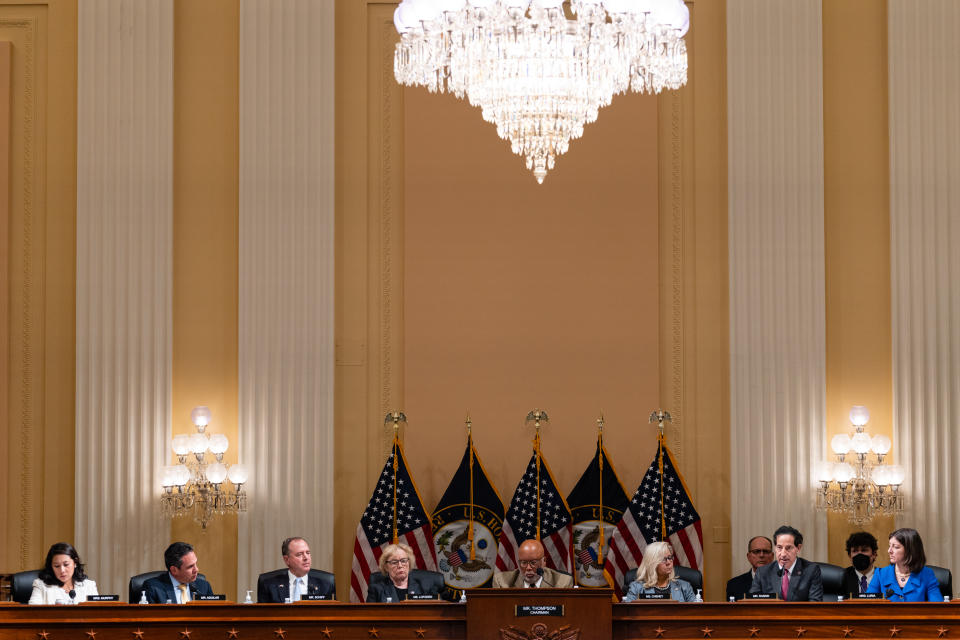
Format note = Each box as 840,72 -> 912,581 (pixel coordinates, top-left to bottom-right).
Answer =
0,0 -> 77,571
823,0 -> 894,562
402,86 -> 662,502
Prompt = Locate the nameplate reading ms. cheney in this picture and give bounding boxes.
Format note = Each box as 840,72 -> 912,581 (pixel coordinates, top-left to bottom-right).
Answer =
515,605 -> 564,617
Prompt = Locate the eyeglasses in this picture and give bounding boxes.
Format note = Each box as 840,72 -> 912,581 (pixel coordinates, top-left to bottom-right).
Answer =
518,558 -> 544,568
386,558 -> 410,567
660,556 -> 675,563
750,549 -> 772,555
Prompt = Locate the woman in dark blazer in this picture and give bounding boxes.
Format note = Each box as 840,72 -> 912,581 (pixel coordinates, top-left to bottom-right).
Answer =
366,543 -> 439,602
867,528 -> 942,602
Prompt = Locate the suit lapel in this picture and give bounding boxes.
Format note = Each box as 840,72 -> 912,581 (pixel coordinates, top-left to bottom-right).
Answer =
273,575 -> 288,602
787,559 -> 803,600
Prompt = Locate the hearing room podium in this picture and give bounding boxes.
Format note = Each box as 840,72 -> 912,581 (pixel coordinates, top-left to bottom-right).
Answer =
467,588 -> 613,640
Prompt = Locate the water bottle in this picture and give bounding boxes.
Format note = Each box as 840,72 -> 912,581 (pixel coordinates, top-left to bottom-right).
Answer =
385,597 -> 393,603
244,590 -> 254,604
728,596 -> 735,602
284,597 -> 292,604
945,595 -> 951,603
694,589 -> 703,602
139,590 -> 148,605
459,591 -> 467,604
837,595 -> 844,602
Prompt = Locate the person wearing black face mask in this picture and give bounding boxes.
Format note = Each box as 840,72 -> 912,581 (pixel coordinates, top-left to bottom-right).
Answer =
842,531 -> 878,597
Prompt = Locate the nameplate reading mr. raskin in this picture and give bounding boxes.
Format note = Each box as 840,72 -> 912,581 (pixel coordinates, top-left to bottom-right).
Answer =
515,605 -> 564,617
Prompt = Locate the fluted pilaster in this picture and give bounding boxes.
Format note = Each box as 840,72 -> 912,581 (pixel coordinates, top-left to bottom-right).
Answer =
889,0 -> 960,571
75,0 -> 174,595
236,0 -> 336,595
727,0 -> 828,564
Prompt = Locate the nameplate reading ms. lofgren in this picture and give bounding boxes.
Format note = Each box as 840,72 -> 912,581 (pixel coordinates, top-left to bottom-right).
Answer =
515,605 -> 564,617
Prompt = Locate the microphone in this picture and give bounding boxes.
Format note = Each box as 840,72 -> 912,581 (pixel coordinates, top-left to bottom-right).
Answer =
776,567 -> 783,577
68,589 -> 77,604
885,588 -> 895,599
536,568 -> 544,577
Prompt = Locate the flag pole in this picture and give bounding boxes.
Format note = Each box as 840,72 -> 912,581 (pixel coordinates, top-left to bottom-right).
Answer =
466,414 -> 476,561
597,413 -> 605,560
525,409 -> 549,541
648,409 -> 672,539
385,411 -> 407,545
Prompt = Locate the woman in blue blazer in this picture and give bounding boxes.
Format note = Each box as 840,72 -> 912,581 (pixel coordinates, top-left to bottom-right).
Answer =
623,541 -> 696,602
867,528 -> 942,602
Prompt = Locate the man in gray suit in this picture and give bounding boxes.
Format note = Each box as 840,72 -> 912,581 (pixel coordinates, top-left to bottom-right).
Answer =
750,525 -> 823,601
492,539 -> 574,588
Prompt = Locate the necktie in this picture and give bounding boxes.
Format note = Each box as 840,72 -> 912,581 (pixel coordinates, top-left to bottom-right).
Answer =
178,584 -> 189,604
292,577 -> 303,601
781,569 -> 790,600
860,575 -> 868,593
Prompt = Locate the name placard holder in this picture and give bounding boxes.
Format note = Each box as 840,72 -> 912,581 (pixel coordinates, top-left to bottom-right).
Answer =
515,605 -> 564,617
86,595 -> 119,602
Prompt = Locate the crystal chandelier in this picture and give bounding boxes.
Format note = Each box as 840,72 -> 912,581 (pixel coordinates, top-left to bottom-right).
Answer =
393,0 -> 690,183
815,405 -> 905,525
160,406 -> 250,529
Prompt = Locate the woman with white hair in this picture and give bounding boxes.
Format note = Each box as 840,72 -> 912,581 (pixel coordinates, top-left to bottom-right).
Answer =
623,541 -> 696,602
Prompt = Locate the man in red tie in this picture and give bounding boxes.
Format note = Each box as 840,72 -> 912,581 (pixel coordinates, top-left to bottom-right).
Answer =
749,526 -> 823,601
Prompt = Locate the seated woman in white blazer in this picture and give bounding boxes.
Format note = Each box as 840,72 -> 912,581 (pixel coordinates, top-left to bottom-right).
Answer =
29,542 -> 98,604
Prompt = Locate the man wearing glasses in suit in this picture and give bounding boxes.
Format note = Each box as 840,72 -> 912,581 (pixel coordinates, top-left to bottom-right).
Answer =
726,536 -> 773,600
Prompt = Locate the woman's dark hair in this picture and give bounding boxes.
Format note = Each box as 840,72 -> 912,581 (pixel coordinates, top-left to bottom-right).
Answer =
890,528 -> 926,574
39,542 -> 87,586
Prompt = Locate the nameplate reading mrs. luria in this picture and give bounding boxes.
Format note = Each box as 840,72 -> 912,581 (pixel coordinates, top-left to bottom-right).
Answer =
515,605 -> 564,617
856,593 -> 882,599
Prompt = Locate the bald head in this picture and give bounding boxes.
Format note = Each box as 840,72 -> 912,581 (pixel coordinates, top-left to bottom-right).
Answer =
517,539 -> 546,585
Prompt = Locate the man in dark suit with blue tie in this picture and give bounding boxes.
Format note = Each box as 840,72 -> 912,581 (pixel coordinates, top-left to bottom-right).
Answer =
144,542 -> 214,604
257,537 -> 336,602
749,525 -> 823,601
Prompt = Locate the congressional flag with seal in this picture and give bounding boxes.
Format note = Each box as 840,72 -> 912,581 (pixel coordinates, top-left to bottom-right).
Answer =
603,434 -> 702,599
566,437 -> 630,587
432,433 -> 505,597
350,441 -> 438,602
496,451 -> 574,573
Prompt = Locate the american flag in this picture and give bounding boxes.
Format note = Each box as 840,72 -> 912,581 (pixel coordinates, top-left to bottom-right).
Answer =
603,436 -> 702,600
496,452 -> 573,573
350,441 -> 438,602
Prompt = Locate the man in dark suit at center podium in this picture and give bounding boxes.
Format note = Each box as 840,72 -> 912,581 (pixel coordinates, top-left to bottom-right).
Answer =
257,537 -> 336,602
144,542 -> 214,603
750,525 -> 823,601
492,539 -> 574,588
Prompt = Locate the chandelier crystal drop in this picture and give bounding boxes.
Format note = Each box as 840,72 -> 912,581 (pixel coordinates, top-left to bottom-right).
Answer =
393,0 -> 690,183
814,405 -> 905,525
160,406 -> 249,529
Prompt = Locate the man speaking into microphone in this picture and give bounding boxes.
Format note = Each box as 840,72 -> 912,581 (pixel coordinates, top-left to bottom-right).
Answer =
750,526 -> 823,601
492,539 -> 574,588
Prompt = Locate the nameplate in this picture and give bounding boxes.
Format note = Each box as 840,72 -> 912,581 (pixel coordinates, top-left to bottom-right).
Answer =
196,595 -> 226,601
747,593 -> 777,600
408,594 -> 437,600
299,594 -> 330,601
635,593 -> 669,600
515,605 -> 564,617
86,595 -> 119,602
855,593 -> 882,599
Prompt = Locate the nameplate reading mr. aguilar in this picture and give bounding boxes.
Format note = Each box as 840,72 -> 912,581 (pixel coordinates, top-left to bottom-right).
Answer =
515,605 -> 564,617
196,595 -> 226,601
